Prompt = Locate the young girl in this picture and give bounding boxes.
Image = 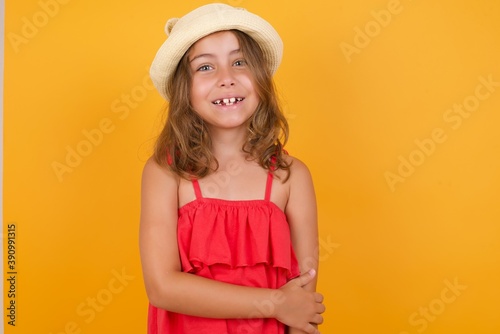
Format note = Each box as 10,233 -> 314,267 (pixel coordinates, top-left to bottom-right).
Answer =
140,3 -> 325,334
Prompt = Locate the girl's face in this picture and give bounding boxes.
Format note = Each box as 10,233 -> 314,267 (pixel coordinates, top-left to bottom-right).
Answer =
188,31 -> 259,133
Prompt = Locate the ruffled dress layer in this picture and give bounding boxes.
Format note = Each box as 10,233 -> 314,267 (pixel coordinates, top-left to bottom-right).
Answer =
148,176 -> 300,334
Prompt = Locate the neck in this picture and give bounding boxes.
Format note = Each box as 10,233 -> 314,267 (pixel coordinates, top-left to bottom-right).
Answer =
208,126 -> 248,160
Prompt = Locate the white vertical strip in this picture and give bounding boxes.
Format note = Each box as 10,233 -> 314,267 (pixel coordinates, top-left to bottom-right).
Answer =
0,0 -> 5,331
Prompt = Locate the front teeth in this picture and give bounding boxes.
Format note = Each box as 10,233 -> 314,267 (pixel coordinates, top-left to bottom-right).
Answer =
213,97 -> 244,106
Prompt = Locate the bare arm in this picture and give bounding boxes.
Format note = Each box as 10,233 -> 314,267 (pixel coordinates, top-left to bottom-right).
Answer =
139,158 -> 323,329
284,158 -> 325,333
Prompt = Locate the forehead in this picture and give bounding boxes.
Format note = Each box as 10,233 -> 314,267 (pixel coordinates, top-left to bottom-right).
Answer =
189,31 -> 241,58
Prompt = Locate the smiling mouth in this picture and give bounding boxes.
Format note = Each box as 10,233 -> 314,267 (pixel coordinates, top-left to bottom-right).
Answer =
212,97 -> 245,106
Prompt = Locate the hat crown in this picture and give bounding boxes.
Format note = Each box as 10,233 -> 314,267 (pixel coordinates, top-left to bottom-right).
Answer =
168,3 -> 244,37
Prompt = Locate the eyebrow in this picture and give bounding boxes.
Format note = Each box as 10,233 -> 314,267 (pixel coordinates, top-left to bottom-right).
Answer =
189,49 -> 242,63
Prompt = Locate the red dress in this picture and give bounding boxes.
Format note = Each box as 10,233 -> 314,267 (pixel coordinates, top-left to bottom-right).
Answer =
148,171 -> 300,333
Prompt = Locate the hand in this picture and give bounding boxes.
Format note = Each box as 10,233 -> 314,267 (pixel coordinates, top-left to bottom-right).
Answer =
275,269 -> 325,334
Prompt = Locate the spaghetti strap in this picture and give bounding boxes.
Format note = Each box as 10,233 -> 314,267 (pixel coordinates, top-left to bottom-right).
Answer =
167,150 -> 204,199
265,155 -> 278,202
192,179 -> 203,199
264,172 -> 273,202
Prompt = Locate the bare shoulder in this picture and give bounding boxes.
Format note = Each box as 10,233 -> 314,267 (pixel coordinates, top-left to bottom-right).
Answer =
142,157 -> 177,181
272,154 -> 315,212
284,154 -> 316,209
141,157 -> 179,198
286,155 -> 314,185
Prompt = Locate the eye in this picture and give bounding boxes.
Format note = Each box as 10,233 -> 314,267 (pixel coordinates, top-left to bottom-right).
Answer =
233,59 -> 247,67
197,64 -> 213,72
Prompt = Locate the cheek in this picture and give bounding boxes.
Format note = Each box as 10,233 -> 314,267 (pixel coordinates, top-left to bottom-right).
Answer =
191,77 -> 212,97
190,79 -> 203,104
237,73 -> 256,87
238,74 -> 260,100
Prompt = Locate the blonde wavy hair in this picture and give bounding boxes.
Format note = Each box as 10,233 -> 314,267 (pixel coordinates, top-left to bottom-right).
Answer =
153,30 -> 291,180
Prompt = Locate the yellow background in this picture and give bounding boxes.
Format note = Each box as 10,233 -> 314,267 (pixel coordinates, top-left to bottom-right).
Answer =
3,0 -> 500,333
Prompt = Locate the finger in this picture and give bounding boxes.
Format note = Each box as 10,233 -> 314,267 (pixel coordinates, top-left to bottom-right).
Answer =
316,303 -> 326,314
312,314 -> 324,325
303,323 -> 319,334
296,269 -> 316,287
314,292 -> 324,303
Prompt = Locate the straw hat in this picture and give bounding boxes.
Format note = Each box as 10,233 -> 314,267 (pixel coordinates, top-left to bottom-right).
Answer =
150,3 -> 283,101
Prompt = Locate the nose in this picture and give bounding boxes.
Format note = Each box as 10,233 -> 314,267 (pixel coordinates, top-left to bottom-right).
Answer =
217,66 -> 235,87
